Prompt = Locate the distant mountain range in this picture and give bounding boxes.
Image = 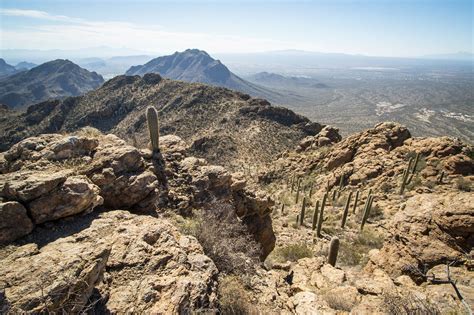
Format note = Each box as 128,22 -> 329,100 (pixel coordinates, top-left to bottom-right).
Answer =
0,59 -> 19,78
125,49 -> 279,100
246,72 -> 329,89
0,59 -> 104,109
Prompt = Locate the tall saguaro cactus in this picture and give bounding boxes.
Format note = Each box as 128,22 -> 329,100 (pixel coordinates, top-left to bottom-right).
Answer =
146,106 -> 160,153
299,197 -> 306,225
316,193 -> 328,238
361,195 -> 374,230
400,153 -> 421,194
312,200 -> 320,230
352,190 -> 360,214
328,236 -> 340,267
341,191 -> 353,228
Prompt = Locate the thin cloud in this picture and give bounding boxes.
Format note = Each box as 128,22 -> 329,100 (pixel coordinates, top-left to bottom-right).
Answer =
0,8 -> 84,23
0,8 -> 298,53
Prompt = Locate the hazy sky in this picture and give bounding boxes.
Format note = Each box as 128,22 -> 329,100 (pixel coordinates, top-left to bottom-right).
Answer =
0,0 -> 472,57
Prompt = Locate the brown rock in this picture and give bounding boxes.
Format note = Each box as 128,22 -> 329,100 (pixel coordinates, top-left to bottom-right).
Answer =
28,176 -> 103,224
444,154 -> 473,175
368,193 -> 474,281
0,201 -> 34,244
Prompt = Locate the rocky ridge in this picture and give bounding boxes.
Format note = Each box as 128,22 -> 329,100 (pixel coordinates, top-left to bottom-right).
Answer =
0,73 -> 322,170
253,122 -> 473,313
0,120 -> 473,313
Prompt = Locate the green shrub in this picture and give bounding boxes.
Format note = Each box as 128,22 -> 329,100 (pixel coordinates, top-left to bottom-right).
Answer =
273,244 -> 313,262
456,177 -> 471,192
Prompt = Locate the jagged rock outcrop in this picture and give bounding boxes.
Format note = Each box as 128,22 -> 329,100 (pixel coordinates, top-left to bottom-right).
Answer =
0,131 -> 276,259
296,125 -> 342,152
0,132 -> 161,243
367,192 -> 474,281
159,135 -> 276,259
261,122 -> 473,191
0,210 -> 217,313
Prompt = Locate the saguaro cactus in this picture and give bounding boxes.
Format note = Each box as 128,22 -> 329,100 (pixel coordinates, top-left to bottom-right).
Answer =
316,193 -> 328,238
299,197 -> 306,225
339,175 -> 344,190
437,171 -> 445,184
295,179 -> 301,203
341,191 -> 353,228
328,236 -> 340,267
360,195 -> 374,230
400,153 -> 421,194
312,200 -> 320,230
146,106 -> 160,152
352,190 -> 360,214
281,203 -> 285,215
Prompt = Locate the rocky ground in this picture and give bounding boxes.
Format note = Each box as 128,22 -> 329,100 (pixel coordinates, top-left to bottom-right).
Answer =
0,122 -> 473,314
252,122 -> 473,313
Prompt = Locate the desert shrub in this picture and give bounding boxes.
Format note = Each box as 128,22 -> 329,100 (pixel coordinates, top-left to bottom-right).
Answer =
369,204 -> 384,219
379,182 -> 392,193
382,291 -> 440,315
74,126 -> 103,138
455,177 -> 471,192
338,242 -> 364,266
324,293 -> 354,312
190,202 -> 261,275
356,229 -> 384,248
218,275 -> 256,315
424,180 -> 436,189
406,176 -> 422,191
339,229 -> 383,266
272,244 -> 313,263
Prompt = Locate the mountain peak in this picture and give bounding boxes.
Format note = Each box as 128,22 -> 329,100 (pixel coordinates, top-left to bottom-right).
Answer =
125,49 -> 276,100
0,59 -> 104,109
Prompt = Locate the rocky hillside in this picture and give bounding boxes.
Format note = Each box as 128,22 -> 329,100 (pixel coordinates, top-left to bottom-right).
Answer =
253,122 -> 473,313
126,49 -> 279,101
0,59 -> 19,79
0,120 -> 472,313
0,129 -> 276,312
0,73 -> 323,170
0,59 -> 104,109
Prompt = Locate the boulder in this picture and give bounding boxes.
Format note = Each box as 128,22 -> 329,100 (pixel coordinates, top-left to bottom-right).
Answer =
0,201 -> 34,244
28,175 -> 103,224
367,192 -> 474,281
0,210 -> 218,313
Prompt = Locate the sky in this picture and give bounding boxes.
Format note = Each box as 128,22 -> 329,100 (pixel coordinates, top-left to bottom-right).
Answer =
0,0 -> 472,57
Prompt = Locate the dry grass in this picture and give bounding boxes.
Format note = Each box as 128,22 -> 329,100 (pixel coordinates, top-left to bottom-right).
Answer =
74,126 -> 103,138
455,177 -> 471,192
218,275 -> 257,315
339,228 -> 384,266
185,202 -> 261,276
324,293 -> 354,312
382,291 -> 441,315
272,243 -> 313,263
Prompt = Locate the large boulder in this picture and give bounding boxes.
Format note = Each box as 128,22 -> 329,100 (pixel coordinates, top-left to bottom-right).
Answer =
0,133 -> 162,243
0,210 -> 217,313
367,192 -> 474,281
0,201 -> 33,244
